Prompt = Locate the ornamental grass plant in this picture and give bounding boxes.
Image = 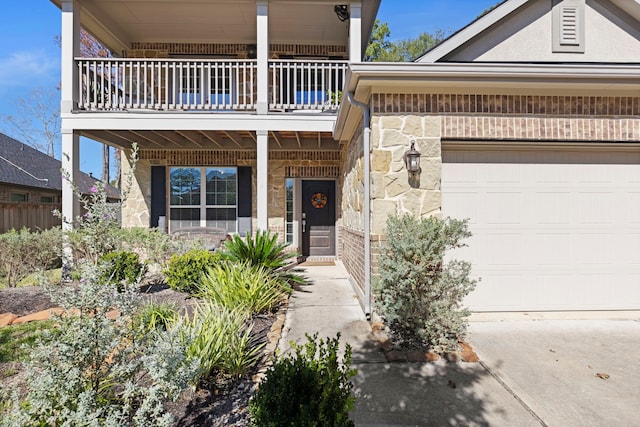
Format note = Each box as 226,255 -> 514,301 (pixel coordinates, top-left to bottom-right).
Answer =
198,261 -> 291,315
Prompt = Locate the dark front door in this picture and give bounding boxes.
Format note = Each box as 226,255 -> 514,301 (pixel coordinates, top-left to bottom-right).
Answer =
302,180 -> 335,256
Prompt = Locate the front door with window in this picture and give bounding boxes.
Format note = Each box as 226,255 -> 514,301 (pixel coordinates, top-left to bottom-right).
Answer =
301,180 -> 335,256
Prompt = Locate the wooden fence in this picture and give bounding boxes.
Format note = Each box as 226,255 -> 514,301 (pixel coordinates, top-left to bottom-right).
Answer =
0,203 -> 62,233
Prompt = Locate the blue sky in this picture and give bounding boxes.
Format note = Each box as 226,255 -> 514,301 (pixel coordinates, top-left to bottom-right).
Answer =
0,0 -> 498,178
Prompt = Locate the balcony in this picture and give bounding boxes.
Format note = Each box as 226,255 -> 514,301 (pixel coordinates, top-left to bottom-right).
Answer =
77,58 -> 347,113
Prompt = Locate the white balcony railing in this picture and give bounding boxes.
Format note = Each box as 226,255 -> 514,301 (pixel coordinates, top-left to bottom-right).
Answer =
268,60 -> 347,111
76,58 -> 347,112
77,58 -> 257,111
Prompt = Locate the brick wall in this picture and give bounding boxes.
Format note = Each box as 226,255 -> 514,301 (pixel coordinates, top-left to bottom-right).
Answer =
128,43 -> 348,59
371,94 -> 640,142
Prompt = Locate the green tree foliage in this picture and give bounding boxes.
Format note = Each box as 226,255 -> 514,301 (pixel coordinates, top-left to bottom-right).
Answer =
365,20 -> 449,62
373,214 -> 478,351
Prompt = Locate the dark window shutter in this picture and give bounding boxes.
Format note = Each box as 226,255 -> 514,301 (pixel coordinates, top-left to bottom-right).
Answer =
150,166 -> 166,228
237,166 -> 252,236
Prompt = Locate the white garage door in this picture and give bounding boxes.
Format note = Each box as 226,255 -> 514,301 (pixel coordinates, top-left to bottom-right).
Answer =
442,145 -> 640,311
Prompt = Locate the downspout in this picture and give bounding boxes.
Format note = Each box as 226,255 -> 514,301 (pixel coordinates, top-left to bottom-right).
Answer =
345,91 -> 372,320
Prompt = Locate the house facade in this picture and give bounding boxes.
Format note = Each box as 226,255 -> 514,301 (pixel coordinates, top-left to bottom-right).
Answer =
56,0 -> 640,315
336,0 -> 640,313
54,0 -> 379,261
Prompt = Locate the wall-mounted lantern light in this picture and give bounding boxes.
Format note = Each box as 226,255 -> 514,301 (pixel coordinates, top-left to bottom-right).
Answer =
403,140 -> 421,174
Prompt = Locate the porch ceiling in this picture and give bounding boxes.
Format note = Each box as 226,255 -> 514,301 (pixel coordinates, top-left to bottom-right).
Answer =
81,129 -> 340,151
50,0 -> 380,57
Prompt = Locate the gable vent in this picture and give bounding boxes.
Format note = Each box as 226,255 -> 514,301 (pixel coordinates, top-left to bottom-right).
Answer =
560,7 -> 579,45
552,0 -> 585,53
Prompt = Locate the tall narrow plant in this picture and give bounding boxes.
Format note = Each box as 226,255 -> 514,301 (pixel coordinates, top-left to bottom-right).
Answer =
373,214 -> 477,351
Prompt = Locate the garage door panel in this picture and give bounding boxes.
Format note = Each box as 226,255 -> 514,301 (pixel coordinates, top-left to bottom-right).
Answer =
442,146 -> 640,311
534,192 -> 572,224
486,192 -> 521,224
464,274 -> 525,311
575,192 -> 614,224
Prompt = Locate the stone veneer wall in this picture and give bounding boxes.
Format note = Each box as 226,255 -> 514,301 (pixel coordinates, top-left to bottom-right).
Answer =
126,149 -> 340,244
121,152 -> 152,228
342,93 -> 640,309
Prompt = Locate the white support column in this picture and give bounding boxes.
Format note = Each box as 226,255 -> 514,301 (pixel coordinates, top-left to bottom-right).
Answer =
61,130 -> 80,230
61,0 -> 80,114
256,1 -> 269,114
256,130 -> 269,230
349,2 -> 362,62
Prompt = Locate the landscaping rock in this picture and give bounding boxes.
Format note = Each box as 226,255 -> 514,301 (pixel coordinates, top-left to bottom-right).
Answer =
385,350 -> 408,362
425,351 -> 441,362
407,351 -> 427,363
0,313 -> 19,326
12,307 -> 63,324
459,340 -> 479,363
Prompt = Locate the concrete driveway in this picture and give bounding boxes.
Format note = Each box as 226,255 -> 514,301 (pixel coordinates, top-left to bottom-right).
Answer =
280,265 -> 640,426
467,314 -> 640,427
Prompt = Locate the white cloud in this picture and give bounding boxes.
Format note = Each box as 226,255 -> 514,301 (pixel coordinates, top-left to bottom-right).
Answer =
0,50 -> 59,89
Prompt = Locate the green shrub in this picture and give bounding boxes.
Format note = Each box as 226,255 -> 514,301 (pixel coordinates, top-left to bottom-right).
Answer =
120,227 -> 196,268
373,214 -> 478,351
2,262 -> 197,427
134,302 -> 179,336
163,249 -> 221,294
181,301 -> 263,381
199,262 -> 290,315
221,230 -> 303,284
250,333 -> 356,427
0,227 -> 62,288
0,320 -> 57,364
99,250 -> 147,288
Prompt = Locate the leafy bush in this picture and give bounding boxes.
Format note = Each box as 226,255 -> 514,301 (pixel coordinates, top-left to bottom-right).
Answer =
134,302 -> 179,336
0,227 -> 62,288
99,250 -> 147,288
120,227 -> 197,268
1,263 -> 197,427
373,214 -> 477,351
250,333 -> 356,427
163,249 -> 221,294
199,262 -> 290,315
221,230 -> 303,284
181,301 -> 263,381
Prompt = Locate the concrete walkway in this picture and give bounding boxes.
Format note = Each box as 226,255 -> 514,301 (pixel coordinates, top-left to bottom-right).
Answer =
279,263 -> 640,427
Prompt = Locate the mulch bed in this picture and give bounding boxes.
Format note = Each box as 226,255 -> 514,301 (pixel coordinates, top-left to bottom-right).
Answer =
0,283 -> 281,426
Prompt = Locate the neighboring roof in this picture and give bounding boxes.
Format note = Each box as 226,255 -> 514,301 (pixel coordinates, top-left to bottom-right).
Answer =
416,0 -> 640,63
0,132 -> 120,199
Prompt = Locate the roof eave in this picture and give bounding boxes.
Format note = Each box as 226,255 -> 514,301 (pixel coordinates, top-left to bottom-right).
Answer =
334,62 -> 640,142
